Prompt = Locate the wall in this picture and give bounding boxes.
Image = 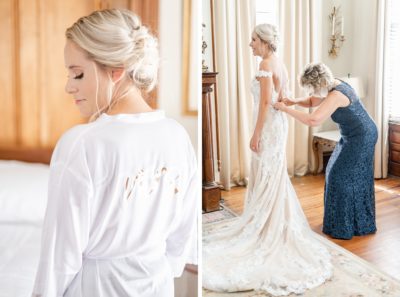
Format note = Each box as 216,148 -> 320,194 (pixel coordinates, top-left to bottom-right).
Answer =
0,0 -> 91,148
350,0 -> 378,117
319,0 -> 378,131
158,0 -> 199,151
0,0 -> 160,148
158,1 -> 199,296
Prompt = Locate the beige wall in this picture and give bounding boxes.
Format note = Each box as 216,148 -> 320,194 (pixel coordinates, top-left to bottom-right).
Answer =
158,0 -> 199,151
158,1 -> 199,296
319,0 -> 378,131
0,0 -> 159,148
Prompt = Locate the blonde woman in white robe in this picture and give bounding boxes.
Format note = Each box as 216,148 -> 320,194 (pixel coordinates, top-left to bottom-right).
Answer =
203,24 -> 332,296
32,9 -> 197,297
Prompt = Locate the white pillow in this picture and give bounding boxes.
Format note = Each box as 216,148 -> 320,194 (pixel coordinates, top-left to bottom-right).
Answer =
0,160 -> 49,223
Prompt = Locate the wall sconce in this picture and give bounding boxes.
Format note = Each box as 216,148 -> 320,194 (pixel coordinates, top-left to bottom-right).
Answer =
328,6 -> 345,58
202,23 -> 209,72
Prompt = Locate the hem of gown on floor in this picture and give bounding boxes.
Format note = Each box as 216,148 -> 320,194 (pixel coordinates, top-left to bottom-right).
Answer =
322,227 -> 377,240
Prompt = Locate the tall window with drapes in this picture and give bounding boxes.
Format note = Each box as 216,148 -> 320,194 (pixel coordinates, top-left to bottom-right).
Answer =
255,0 -> 277,66
256,0 -> 277,25
386,0 -> 400,121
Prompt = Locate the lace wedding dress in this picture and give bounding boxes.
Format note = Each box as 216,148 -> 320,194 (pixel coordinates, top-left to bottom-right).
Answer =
203,70 -> 333,296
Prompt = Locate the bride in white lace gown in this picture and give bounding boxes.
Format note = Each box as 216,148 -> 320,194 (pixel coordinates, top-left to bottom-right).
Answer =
203,24 -> 333,296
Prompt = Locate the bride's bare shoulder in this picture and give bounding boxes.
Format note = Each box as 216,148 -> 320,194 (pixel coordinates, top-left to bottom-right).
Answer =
259,58 -> 273,71
255,59 -> 273,81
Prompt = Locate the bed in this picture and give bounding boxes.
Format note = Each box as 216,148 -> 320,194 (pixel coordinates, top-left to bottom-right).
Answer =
0,147 -> 53,297
0,147 -> 198,297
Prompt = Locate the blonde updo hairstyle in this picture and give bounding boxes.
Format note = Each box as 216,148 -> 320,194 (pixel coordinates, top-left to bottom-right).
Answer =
299,62 -> 335,91
65,9 -> 158,120
254,23 -> 279,52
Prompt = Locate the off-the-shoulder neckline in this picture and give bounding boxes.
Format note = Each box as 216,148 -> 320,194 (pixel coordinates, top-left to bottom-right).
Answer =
255,70 -> 273,77
253,71 -> 278,94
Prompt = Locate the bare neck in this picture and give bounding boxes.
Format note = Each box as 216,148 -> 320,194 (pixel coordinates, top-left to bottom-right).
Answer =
107,86 -> 153,115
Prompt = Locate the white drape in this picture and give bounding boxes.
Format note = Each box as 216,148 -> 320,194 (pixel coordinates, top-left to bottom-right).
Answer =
374,0 -> 389,178
216,0 -> 324,186
278,0 -> 320,176
214,0 -> 256,190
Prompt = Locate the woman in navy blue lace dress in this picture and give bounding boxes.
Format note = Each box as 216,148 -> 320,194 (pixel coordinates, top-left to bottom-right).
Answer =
274,62 -> 378,239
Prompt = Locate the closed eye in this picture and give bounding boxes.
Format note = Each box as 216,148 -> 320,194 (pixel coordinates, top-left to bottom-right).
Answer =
74,73 -> 84,79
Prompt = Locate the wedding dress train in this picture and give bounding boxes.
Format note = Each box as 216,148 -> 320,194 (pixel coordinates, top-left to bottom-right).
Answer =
203,70 -> 333,296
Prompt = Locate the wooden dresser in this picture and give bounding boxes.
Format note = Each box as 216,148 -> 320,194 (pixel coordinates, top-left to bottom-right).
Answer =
202,72 -> 221,212
389,122 -> 400,176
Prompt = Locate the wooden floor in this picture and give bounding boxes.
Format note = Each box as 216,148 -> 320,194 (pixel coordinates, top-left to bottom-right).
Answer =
220,174 -> 400,280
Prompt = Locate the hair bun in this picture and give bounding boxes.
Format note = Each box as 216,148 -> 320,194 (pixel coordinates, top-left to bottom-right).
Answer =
126,24 -> 159,91
299,62 -> 334,90
254,23 -> 279,52
66,8 -> 159,92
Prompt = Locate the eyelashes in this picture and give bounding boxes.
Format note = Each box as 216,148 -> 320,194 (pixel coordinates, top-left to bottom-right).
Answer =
74,73 -> 84,79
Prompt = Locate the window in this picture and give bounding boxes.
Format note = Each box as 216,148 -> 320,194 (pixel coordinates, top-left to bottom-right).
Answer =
255,0 -> 278,64
386,0 -> 400,121
256,0 -> 277,26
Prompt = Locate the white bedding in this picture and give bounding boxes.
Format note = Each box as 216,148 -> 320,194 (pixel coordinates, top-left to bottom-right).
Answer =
0,160 -> 196,297
0,223 -> 42,297
0,160 -> 49,297
0,160 -> 49,223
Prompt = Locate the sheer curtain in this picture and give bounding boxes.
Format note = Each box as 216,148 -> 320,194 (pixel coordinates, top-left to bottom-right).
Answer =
374,0 -> 390,178
278,0 -> 321,176
213,0 -> 256,190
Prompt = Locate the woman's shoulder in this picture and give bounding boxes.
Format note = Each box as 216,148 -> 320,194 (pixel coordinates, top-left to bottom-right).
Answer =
52,115 -> 193,163
256,59 -> 273,78
256,56 -> 284,79
51,123 -> 97,164
161,117 -> 187,131
333,80 -> 358,99
333,79 -> 354,91
159,117 -> 193,146
57,122 -> 95,146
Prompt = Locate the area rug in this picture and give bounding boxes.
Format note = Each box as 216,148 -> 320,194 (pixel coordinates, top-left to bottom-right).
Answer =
202,211 -> 400,297
202,204 -> 237,225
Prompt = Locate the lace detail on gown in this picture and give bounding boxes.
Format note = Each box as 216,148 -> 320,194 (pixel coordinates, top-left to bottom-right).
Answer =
203,71 -> 333,296
255,70 -> 273,78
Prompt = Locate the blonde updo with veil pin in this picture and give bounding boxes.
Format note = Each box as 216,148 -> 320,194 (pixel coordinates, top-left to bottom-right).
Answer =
254,23 -> 279,52
65,8 -> 159,120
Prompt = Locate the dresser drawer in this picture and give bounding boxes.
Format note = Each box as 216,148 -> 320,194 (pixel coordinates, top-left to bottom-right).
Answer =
390,150 -> 400,163
389,123 -> 400,176
390,142 -> 400,151
389,161 -> 400,176
390,129 -> 400,144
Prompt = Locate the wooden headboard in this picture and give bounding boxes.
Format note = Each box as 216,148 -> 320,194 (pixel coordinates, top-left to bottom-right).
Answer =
0,147 -> 53,165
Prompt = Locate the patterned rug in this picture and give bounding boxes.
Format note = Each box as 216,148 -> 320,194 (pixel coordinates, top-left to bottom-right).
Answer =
202,208 -> 400,297
202,204 -> 237,225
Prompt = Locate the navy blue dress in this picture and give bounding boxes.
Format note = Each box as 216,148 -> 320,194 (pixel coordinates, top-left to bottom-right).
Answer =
323,81 -> 378,239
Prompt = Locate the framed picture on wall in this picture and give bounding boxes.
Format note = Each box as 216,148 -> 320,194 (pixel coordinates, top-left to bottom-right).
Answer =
182,0 -> 200,116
